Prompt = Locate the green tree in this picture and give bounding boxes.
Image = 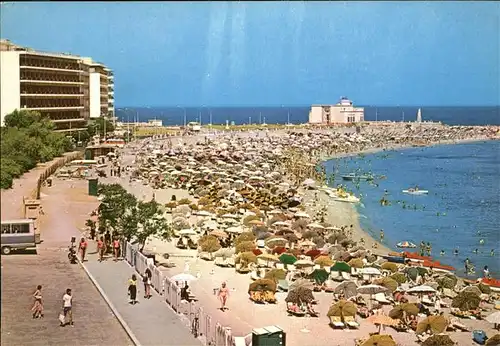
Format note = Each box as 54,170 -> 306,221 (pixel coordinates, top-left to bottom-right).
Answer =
88,117 -> 115,137
1,110 -> 73,189
136,199 -> 172,251
97,183 -> 137,233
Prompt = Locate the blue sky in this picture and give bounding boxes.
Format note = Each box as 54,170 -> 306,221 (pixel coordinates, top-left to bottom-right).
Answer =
1,2 -> 498,107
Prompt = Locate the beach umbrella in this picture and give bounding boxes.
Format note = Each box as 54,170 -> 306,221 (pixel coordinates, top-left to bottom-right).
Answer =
437,274 -> 458,289
214,248 -> 235,259
226,226 -> 244,234
461,285 -> 482,296
307,222 -> 324,229
264,268 -> 287,282
209,230 -> 228,238
359,267 -> 382,276
360,335 -> 396,346
285,286 -> 315,304
279,253 -> 297,265
248,278 -> 276,293
248,219 -> 265,226
416,315 -> 448,334
171,273 -> 198,282
179,228 -> 197,236
486,335 -> 500,346
486,311 -> 500,325
252,248 -> 263,256
407,285 -> 436,294
422,334 -> 455,346
375,277 -> 399,293
406,267 -> 419,281
452,291 -> 481,311
257,253 -> 280,262
389,303 -> 419,319
357,284 -> 388,295
327,300 -> 357,318
236,251 -> 257,265
366,315 -> 399,333
331,261 -> 352,273
477,283 -> 492,295
266,237 -> 287,245
197,210 -> 213,217
294,211 -> 311,218
380,262 -> 398,273
305,249 -> 321,259
314,255 -> 334,267
309,269 -> 329,284
348,258 -> 364,269
334,281 -> 358,299
300,240 -> 316,247
390,273 -> 407,284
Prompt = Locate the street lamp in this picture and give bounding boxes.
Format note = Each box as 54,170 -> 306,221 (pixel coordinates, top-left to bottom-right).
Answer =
177,106 -> 187,126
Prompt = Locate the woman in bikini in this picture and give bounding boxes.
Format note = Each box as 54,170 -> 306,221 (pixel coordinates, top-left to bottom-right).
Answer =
31,285 -> 43,318
218,282 -> 229,311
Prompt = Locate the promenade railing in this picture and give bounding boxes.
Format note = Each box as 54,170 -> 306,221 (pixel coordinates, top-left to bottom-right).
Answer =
123,241 -> 234,346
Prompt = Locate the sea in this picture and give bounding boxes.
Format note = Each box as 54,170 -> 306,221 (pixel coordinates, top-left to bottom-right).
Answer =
119,106 -> 499,278
324,140 -> 500,279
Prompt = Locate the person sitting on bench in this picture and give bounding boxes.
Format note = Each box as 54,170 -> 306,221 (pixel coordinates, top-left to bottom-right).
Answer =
181,284 -> 192,302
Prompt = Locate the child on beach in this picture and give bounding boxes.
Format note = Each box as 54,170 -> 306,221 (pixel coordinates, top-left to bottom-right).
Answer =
218,282 -> 229,311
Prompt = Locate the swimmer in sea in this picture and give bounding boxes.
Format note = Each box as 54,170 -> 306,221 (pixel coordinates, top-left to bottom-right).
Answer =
440,250 -> 445,256
453,248 -> 459,256
491,249 -> 495,257
473,248 -> 479,254
479,239 -> 485,245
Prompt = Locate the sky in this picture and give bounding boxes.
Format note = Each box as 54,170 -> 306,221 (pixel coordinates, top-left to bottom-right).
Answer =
1,1 -> 499,107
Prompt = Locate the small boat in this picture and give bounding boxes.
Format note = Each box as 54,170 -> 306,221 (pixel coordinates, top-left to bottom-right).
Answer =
402,188 -> 429,195
480,278 -> 500,292
396,241 -> 417,249
341,173 -> 374,181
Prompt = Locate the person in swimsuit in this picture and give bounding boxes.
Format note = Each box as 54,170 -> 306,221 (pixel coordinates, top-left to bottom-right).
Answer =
113,237 -> 120,261
78,237 -> 88,262
97,236 -> 105,262
218,282 -> 229,311
32,285 -> 43,319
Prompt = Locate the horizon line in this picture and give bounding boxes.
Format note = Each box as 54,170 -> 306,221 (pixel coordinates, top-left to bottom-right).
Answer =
115,105 -> 500,109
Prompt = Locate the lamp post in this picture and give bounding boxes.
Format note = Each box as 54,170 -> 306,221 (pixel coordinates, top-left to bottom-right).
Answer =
177,106 -> 187,127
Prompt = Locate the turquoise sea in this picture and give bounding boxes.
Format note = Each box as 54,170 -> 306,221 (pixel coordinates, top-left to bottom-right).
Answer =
324,140 -> 500,279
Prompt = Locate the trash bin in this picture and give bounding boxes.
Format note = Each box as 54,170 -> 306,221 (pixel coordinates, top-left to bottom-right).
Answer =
88,178 -> 98,196
252,326 -> 286,346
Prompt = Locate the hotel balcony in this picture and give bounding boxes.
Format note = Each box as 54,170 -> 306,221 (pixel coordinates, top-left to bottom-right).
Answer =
24,106 -> 84,111
20,79 -> 84,86
51,117 -> 87,123
21,93 -> 84,98
20,65 -> 83,73
20,54 -> 81,72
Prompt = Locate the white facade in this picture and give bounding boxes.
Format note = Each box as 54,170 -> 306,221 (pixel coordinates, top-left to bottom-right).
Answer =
0,51 -> 21,125
89,72 -> 101,118
309,97 -> 364,124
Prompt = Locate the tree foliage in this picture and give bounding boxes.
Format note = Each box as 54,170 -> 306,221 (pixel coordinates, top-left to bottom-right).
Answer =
0,110 -> 73,189
97,183 -> 173,251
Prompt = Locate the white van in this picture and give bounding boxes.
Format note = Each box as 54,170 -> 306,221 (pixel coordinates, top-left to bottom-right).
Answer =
1,219 -> 37,255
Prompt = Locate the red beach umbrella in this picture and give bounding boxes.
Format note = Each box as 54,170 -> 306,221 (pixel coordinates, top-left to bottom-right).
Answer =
305,249 -> 321,259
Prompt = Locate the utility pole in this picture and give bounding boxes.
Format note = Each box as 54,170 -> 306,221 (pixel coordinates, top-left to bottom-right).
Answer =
287,109 -> 291,125
209,109 -> 213,126
259,111 -> 262,124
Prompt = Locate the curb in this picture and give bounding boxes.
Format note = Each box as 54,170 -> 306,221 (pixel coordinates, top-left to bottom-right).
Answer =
79,260 -> 142,346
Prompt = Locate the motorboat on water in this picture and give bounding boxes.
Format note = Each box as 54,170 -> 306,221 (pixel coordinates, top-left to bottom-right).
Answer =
402,187 -> 428,195
332,195 -> 360,203
341,173 -> 374,181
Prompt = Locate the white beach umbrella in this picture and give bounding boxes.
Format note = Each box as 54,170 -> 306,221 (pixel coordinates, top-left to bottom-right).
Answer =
179,229 -> 197,236
307,223 -> 325,229
171,273 -> 197,282
407,285 -> 437,294
359,267 -> 382,276
226,226 -> 244,234
268,210 -> 283,215
202,220 -> 219,230
295,211 -> 311,218
197,210 -> 213,217
486,311 -> 500,324
222,213 -> 239,219
272,221 -> 290,227
294,259 -> 315,267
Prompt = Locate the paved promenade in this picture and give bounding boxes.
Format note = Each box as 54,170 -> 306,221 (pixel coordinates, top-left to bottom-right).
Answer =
84,247 -> 201,346
1,179 -> 131,346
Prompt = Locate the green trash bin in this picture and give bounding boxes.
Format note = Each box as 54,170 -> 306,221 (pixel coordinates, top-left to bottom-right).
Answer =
252,326 -> 286,346
88,178 -> 99,196
84,149 -> 93,160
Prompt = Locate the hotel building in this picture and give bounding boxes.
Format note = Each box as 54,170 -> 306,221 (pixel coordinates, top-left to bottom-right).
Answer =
0,39 -> 114,132
309,97 -> 364,124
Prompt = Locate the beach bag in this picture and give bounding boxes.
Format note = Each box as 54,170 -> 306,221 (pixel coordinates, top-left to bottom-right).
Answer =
58,312 -> 65,324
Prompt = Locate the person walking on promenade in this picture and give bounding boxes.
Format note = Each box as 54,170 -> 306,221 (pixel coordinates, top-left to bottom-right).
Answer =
78,237 -> 88,262
97,236 -> 105,262
128,274 -> 138,305
218,282 -> 229,311
143,268 -> 152,299
113,237 -> 120,261
31,285 -> 44,319
60,288 -> 73,327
